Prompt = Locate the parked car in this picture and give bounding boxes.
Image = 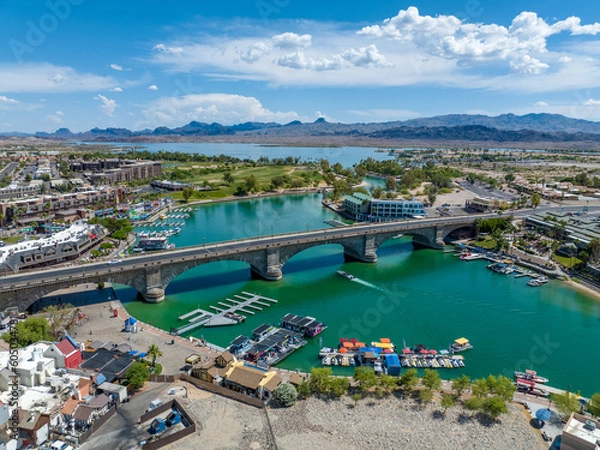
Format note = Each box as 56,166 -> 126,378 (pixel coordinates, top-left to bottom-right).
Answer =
107,259 -> 121,265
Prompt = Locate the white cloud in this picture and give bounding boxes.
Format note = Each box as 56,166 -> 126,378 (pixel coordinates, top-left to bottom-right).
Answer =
110,63 -> 123,71
94,94 -> 118,116
148,85 -> 159,91
276,45 -> 391,71
109,87 -> 123,92
240,42 -> 271,63
153,43 -> 184,56
0,96 -> 18,105
272,32 -> 312,49
55,110 -> 64,116
535,101 -> 549,107
142,93 -> 301,127
358,7 -> 600,72
584,99 -> 600,106
0,64 -> 116,93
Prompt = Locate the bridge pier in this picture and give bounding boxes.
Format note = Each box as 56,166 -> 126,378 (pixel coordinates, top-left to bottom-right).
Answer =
140,267 -> 166,303
249,248 -> 283,281
343,234 -> 378,263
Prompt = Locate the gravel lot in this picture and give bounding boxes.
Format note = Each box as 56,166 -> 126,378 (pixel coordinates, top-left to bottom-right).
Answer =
268,395 -> 547,450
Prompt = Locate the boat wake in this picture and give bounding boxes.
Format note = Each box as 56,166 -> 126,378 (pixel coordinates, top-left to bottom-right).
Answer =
350,277 -> 388,293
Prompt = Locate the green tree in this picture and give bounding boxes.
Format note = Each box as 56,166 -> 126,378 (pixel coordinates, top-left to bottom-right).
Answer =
472,378 -> 490,398
400,368 -> 419,393
531,192 -> 541,209
350,393 -> 362,407
111,229 -> 127,241
308,367 -> 333,395
482,395 -> 508,420
504,173 -> 515,183
353,366 -> 378,392
125,361 -> 150,390
441,394 -> 456,414
493,375 -> 516,402
2,318 -> 54,347
463,397 -> 483,417
552,391 -> 581,416
181,187 -> 195,203
329,377 -> 350,397
422,369 -> 442,391
273,383 -> 298,407
154,364 -> 162,375
296,380 -> 311,399
147,344 -> 163,367
371,186 -> 384,199
378,375 -> 398,396
223,171 -> 234,185
419,388 -> 433,406
385,177 -> 397,191
43,304 -> 78,338
588,392 -> 600,417
451,375 -> 471,398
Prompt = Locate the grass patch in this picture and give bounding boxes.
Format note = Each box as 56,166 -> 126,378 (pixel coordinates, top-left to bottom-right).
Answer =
1,235 -> 22,245
473,237 -> 497,250
553,254 -> 581,269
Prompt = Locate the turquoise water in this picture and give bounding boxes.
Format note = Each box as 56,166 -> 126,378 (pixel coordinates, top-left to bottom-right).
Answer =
120,194 -> 600,396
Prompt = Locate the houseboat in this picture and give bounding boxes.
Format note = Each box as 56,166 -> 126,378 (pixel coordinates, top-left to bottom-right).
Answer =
451,337 -> 473,352
280,314 -> 327,337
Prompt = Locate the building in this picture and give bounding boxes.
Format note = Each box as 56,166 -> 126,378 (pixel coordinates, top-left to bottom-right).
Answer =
342,192 -> 425,222
0,187 -> 123,226
96,382 -> 127,403
561,413 -> 600,450
13,344 -> 55,388
0,221 -> 105,272
0,184 -> 40,202
44,335 -> 83,369
465,197 -> 510,213
71,159 -> 162,184
222,361 -> 282,401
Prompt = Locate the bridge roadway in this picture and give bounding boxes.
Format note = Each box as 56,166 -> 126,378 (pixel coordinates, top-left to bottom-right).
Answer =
0,213 -> 494,309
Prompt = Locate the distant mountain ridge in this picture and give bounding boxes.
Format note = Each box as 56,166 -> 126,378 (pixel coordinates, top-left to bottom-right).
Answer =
7,113 -> 600,145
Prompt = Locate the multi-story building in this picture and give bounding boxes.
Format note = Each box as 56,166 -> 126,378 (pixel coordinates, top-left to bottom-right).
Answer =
0,220 -> 105,272
0,187 -> 123,226
342,193 -> 425,222
71,159 -> 162,184
0,184 -> 40,201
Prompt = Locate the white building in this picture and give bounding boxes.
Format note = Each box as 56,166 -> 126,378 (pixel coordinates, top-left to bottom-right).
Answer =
13,343 -> 55,388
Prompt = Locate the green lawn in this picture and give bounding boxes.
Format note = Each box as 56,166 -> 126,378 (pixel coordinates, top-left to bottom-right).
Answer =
473,237 -> 497,250
0,235 -> 22,245
553,254 -> 581,269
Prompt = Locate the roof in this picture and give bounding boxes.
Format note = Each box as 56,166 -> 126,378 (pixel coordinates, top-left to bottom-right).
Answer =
72,405 -> 95,422
262,375 -> 282,393
288,372 -> 304,386
19,410 -> 41,431
226,366 -> 266,390
61,397 -> 81,416
97,382 -> 127,393
124,317 -> 137,325
454,338 -> 469,345
55,338 -> 78,356
94,373 -> 107,385
252,324 -> 272,335
217,351 -> 234,363
87,393 -> 110,409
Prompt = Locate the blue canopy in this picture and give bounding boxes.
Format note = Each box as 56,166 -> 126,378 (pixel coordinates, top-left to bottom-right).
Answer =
535,408 -> 552,421
95,373 -> 107,385
125,317 -> 137,325
137,352 -> 147,358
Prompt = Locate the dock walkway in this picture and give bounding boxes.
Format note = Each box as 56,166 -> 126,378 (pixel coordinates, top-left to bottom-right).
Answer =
172,292 -> 278,335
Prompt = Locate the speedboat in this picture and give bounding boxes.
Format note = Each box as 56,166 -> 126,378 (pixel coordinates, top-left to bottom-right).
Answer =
460,252 -> 484,261
318,347 -> 337,358
336,270 -> 355,280
527,279 -> 542,287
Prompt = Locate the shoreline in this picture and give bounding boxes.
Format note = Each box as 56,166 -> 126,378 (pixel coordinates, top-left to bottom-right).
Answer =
563,277 -> 600,301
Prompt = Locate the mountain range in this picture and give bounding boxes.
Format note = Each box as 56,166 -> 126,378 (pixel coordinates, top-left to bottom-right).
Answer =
6,113 -> 600,147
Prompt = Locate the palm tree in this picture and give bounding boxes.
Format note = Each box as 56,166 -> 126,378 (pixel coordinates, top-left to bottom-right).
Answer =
147,344 -> 163,367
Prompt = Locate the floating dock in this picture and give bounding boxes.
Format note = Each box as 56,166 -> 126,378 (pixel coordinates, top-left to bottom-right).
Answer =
171,292 -> 278,335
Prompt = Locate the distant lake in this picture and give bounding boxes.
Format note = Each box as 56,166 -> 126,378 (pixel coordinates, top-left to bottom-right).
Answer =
82,142 -> 396,167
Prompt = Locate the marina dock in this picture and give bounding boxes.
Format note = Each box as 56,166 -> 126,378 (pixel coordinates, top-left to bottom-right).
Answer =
171,292 -> 278,335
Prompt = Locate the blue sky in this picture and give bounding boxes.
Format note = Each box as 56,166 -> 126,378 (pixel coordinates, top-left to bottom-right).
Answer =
1,1 -> 600,132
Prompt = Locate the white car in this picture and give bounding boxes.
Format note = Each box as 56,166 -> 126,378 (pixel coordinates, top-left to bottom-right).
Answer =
107,259 -> 121,265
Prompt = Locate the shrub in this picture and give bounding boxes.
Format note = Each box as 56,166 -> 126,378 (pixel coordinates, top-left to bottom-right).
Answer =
273,383 -> 298,407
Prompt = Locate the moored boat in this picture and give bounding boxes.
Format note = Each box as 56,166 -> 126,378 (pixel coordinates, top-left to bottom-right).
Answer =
460,252 -> 484,261
514,369 -> 549,384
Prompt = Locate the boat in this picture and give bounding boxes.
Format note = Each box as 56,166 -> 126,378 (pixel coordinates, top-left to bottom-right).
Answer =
536,276 -> 549,284
451,337 -> 473,352
336,270 -> 355,280
527,279 -> 542,287
318,347 -> 337,358
460,252 -> 484,261
514,369 -> 549,384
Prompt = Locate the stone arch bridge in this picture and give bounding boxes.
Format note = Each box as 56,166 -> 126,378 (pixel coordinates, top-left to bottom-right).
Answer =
0,215 -> 492,311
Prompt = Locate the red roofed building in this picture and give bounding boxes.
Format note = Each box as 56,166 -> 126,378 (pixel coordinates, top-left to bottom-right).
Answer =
44,335 -> 83,369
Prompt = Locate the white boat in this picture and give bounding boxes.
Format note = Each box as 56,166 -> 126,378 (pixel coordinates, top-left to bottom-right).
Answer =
318,347 -> 337,358
451,337 -> 473,352
527,279 -> 542,287
515,370 -> 549,384
460,252 -> 484,261
536,276 -> 549,284
336,270 -> 355,280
